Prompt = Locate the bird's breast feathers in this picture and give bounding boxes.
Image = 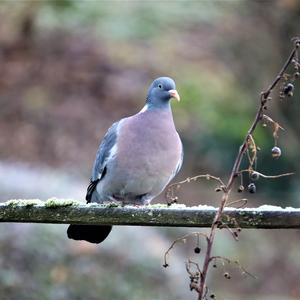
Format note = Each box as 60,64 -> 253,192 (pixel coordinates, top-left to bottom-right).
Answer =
114,111 -> 182,177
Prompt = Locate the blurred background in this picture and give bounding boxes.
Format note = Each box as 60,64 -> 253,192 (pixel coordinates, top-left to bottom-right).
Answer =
0,1 -> 299,300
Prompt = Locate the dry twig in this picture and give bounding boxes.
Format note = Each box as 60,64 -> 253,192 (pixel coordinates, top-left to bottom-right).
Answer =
196,38 -> 299,300
164,38 -> 300,300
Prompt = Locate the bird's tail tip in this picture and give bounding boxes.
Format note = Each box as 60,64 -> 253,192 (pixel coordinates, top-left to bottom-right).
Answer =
67,224 -> 112,244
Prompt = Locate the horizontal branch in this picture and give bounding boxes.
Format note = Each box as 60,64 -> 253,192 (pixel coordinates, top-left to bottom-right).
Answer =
0,199 -> 299,229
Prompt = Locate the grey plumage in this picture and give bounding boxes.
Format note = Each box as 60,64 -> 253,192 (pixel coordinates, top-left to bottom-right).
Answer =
67,77 -> 183,244
92,121 -> 119,182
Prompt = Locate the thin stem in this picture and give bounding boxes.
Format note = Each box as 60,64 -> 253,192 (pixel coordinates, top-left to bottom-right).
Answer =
209,256 -> 257,279
227,198 -> 248,208
166,174 -> 225,204
164,232 -> 208,267
196,39 -> 299,300
238,169 -> 294,179
197,192 -> 229,299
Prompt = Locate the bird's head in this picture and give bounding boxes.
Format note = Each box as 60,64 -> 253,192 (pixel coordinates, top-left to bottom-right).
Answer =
146,77 -> 180,108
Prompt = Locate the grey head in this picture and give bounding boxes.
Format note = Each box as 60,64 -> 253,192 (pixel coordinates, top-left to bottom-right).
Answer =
146,77 -> 180,109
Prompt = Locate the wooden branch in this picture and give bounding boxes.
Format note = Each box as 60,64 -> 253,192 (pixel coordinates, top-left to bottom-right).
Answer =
0,199 -> 299,229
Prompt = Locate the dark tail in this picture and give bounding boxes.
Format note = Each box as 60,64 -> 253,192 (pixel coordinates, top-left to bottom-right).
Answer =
67,224 -> 112,244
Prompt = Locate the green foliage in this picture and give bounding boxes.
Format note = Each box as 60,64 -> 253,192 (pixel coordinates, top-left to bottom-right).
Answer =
178,72 -> 253,138
33,1 -> 226,40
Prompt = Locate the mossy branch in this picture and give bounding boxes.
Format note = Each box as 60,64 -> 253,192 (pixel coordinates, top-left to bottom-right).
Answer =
0,199 -> 300,228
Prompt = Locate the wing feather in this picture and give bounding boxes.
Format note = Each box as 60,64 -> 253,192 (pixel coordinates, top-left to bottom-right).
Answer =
85,121 -> 120,202
92,121 -> 120,181
174,136 -> 184,176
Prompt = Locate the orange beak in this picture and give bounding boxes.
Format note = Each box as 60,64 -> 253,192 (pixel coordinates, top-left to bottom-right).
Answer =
168,89 -> 180,101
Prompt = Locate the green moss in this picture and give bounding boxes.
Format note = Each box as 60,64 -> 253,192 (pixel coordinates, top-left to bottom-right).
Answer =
44,198 -> 80,208
5,199 -> 43,207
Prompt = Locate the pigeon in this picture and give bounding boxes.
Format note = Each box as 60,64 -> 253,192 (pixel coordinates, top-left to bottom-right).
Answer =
67,77 -> 183,244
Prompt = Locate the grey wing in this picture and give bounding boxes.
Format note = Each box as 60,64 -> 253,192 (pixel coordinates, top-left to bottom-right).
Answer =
86,121 -> 120,202
92,121 -> 120,181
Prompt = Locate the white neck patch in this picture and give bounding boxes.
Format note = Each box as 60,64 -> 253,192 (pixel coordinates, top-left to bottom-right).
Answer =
138,104 -> 148,114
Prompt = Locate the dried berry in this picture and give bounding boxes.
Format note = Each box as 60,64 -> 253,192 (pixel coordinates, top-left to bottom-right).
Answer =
271,146 -> 282,158
237,185 -> 244,193
250,171 -> 260,181
224,272 -> 231,279
283,83 -> 294,96
194,246 -> 201,254
248,183 -> 256,194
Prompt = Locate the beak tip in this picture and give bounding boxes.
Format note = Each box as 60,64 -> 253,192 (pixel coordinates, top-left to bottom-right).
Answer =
169,89 -> 180,101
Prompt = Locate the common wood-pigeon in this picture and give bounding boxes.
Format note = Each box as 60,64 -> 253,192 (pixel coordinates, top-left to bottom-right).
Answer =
67,77 -> 183,244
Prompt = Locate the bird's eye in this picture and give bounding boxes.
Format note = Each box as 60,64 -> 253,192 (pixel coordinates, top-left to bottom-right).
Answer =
158,84 -> 163,89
